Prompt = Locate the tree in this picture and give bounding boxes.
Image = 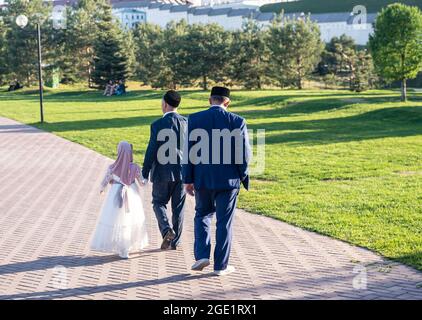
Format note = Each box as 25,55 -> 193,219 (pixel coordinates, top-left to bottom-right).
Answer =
268,14 -> 324,89
3,0 -> 54,85
369,3 -> 422,101
133,21 -> 190,89
91,7 -> 132,88
133,23 -> 166,88
350,50 -> 375,92
161,20 -> 190,89
62,0 -> 112,86
0,15 -> 8,85
319,35 -> 357,88
182,23 -> 232,90
230,18 -> 269,89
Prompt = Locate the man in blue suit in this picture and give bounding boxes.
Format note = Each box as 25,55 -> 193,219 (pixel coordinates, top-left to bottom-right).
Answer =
183,86 -> 250,276
142,90 -> 187,250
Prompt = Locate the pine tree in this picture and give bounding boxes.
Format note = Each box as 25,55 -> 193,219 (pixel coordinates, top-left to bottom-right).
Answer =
132,23 -> 166,88
230,18 -> 269,89
350,50 -> 375,92
0,15 -> 8,85
62,0 -> 112,86
268,14 -> 324,89
162,20 -> 190,89
320,35 -> 356,76
91,8 -> 132,88
182,23 -> 232,90
3,0 -> 54,85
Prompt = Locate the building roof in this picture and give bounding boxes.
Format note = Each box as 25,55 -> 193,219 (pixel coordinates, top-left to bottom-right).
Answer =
254,12 -> 276,22
159,4 -> 173,10
309,12 -> 351,23
227,8 -> 256,18
208,8 -> 232,16
113,1 -> 150,9
257,11 -> 378,24
115,8 -> 146,13
191,7 -> 212,16
169,4 -> 190,12
148,2 -> 163,9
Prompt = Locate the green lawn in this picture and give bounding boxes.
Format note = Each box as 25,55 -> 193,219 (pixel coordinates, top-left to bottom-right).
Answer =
1,87 -> 421,270
260,0 -> 422,14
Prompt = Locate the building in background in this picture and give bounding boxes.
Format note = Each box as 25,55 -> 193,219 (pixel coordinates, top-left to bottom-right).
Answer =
0,1 -> 375,45
113,7 -> 147,29
110,1 -> 375,45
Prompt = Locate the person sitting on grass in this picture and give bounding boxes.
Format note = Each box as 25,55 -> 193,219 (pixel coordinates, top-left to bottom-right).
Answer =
115,80 -> 126,96
8,80 -> 23,92
103,80 -> 116,97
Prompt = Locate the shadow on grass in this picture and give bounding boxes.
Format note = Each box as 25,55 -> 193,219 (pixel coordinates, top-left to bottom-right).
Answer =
0,89 -> 215,105
248,106 -> 422,145
27,105 -> 422,146
29,115 -> 160,132
393,252 -> 422,272
234,96 -> 383,118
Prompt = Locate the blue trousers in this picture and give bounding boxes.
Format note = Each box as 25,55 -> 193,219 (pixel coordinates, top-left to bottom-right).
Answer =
152,181 -> 186,248
194,188 -> 239,271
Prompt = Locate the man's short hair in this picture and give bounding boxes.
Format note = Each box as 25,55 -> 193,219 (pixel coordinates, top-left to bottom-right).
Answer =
163,90 -> 181,108
210,95 -> 229,104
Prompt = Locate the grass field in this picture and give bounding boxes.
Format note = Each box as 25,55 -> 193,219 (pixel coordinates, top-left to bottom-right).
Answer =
0,86 -> 421,270
260,0 -> 422,14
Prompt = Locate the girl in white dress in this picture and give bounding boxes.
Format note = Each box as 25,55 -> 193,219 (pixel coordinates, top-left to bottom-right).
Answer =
91,141 -> 149,259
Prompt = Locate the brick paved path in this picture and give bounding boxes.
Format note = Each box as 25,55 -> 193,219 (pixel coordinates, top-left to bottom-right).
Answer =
0,117 -> 421,300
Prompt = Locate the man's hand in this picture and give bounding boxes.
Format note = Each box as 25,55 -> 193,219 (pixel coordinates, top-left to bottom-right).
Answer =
185,184 -> 195,197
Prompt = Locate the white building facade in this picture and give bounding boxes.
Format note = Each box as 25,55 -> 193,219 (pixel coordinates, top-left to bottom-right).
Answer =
113,8 -> 147,29
16,1 -> 375,45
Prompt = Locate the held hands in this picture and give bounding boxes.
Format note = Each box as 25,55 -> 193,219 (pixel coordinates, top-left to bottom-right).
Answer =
184,184 -> 195,197
141,174 -> 148,186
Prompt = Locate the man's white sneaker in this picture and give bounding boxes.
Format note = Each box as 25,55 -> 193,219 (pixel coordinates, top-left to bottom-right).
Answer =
191,259 -> 210,271
214,265 -> 236,276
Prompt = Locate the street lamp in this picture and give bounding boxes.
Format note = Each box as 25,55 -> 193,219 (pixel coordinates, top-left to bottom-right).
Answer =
16,14 -> 44,123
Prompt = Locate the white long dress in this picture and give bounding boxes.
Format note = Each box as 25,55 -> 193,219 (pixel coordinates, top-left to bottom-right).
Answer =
90,168 -> 149,256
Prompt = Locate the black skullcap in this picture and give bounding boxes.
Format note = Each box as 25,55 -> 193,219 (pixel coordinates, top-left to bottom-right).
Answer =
211,86 -> 230,99
163,90 -> 181,108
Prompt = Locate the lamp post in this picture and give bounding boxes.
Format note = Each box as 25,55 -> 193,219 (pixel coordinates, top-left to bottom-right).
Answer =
16,14 -> 44,123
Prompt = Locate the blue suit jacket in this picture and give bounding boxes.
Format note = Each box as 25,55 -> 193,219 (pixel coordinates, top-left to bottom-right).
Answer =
142,112 -> 187,183
183,106 -> 250,190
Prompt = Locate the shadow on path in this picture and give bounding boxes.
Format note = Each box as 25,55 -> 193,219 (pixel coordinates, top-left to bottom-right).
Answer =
0,253 -> 166,276
0,273 -> 215,300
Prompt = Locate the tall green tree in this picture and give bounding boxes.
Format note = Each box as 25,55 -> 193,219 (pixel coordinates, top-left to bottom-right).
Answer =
182,23 -> 232,90
3,0 -> 54,85
91,7 -> 132,88
0,16 -> 8,85
62,0 -> 111,86
161,20 -> 190,89
133,23 -> 166,88
350,50 -> 375,92
319,34 -> 357,88
230,18 -> 269,89
268,14 -> 324,89
369,3 -> 422,101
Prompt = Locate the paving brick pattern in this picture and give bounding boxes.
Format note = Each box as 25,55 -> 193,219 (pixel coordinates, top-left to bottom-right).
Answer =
0,117 -> 421,300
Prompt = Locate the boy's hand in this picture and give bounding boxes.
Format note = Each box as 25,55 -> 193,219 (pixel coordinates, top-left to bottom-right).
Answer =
185,184 -> 195,197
